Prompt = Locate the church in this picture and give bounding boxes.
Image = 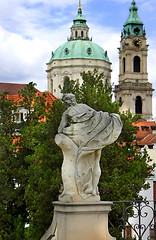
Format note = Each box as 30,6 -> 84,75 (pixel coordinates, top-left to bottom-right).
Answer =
46,1 -> 112,100
47,0 -> 154,121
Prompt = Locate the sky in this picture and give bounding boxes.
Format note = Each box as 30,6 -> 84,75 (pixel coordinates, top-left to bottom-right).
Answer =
0,0 -> 156,117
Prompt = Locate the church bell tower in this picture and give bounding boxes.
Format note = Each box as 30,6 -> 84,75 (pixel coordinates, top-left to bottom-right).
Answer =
114,0 -> 154,120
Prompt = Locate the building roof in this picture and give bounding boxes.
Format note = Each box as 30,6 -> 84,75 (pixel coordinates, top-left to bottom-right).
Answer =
137,134 -> 156,146
48,2 -> 110,64
48,40 -> 110,63
15,90 -> 57,106
0,82 -> 29,95
133,121 -> 156,148
124,0 -> 143,26
0,82 -> 57,106
122,0 -> 144,38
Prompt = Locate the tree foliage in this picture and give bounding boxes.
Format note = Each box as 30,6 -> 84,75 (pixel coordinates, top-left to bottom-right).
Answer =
0,75 -> 154,239
0,93 -> 26,240
0,84 -> 65,240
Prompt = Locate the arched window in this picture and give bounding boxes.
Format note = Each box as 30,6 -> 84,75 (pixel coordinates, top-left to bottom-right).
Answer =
81,31 -> 84,38
75,31 -> 78,38
134,56 -> 140,72
134,27 -> 140,36
123,57 -> 126,73
64,76 -> 70,92
50,78 -> 53,93
135,96 -> 142,114
119,97 -> 122,104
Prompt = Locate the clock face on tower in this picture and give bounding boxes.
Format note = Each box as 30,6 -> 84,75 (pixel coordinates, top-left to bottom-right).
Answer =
132,39 -> 142,48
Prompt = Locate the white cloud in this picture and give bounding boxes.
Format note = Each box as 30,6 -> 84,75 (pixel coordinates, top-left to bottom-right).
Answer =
0,26 -> 52,90
89,23 -> 121,87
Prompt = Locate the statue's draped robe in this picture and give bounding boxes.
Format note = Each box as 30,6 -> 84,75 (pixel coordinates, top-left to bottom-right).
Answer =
60,104 -> 122,199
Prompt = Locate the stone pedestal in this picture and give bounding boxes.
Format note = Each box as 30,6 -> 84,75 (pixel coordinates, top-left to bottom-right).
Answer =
41,201 -> 115,240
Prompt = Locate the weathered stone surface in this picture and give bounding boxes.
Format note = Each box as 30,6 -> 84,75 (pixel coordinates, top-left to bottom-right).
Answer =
41,201 -> 116,240
56,94 -> 122,202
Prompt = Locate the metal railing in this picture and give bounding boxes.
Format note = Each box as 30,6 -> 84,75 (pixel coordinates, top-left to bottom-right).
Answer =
109,200 -> 156,240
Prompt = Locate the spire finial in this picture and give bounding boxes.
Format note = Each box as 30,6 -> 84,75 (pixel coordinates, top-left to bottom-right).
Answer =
132,0 -> 136,6
78,0 -> 82,10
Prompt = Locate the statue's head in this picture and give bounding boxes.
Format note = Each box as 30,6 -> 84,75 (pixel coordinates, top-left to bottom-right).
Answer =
62,93 -> 77,108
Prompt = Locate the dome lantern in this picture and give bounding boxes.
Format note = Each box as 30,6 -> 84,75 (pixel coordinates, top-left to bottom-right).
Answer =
70,0 -> 89,41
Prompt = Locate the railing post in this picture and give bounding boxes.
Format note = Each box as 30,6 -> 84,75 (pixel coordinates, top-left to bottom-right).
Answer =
138,201 -> 142,240
123,201 -> 126,240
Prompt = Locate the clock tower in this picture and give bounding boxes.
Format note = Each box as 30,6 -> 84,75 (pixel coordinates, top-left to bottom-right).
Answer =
114,0 -> 154,120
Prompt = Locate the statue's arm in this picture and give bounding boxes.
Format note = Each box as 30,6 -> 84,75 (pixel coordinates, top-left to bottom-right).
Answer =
58,112 -> 68,133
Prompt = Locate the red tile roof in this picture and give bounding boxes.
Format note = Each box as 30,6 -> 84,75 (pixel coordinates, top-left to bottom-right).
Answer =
133,121 -> 156,147
15,91 -> 57,106
0,82 -> 57,108
136,131 -> 149,141
39,91 -> 57,105
0,82 -> 30,95
133,121 -> 156,133
7,95 -> 19,101
137,134 -> 156,145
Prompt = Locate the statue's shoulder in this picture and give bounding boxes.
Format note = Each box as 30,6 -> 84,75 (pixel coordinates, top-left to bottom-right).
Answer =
66,104 -> 95,117
76,104 -> 94,112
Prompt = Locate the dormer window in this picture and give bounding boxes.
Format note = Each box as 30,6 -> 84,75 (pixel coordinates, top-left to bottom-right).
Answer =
65,48 -> 69,55
141,126 -> 149,132
87,47 -> 92,55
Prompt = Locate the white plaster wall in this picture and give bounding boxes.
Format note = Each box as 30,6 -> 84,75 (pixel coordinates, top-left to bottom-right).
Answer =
47,58 -> 111,99
117,88 -> 153,120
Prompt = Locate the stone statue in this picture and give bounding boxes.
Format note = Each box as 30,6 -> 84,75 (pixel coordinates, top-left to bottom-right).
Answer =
55,93 -> 122,202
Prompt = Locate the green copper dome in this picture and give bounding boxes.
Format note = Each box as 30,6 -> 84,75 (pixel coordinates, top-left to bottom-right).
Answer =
48,1 -> 110,64
122,0 -> 145,38
49,40 -> 110,63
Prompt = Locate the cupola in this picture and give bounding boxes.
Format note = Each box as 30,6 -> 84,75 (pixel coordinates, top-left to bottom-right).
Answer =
70,0 -> 90,41
121,0 -> 145,39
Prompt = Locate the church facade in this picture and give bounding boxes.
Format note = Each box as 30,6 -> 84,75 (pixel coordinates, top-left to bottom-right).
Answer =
46,2 -> 111,99
114,0 -> 154,120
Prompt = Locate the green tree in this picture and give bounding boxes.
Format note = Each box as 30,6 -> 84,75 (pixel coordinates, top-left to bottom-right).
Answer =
0,93 -> 27,240
0,84 -> 65,240
60,69 -> 120,113
16,83 -> 65,239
